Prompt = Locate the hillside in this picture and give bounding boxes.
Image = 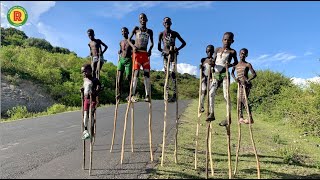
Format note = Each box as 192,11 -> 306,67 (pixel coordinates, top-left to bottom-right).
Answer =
0,27 -> 199,119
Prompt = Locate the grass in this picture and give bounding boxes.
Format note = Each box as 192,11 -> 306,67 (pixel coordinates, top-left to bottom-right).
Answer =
150,99 -> 320,179
0,103 -> 113,123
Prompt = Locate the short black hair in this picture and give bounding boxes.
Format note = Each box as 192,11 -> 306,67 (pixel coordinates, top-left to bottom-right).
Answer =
206,44 -> 214,49
122,27 -> 128,32
224,32 -> 234,39
81,63 -> 92,72
240,48 -> 248,54
87,29 -> 94,34
163,17 -> 171,21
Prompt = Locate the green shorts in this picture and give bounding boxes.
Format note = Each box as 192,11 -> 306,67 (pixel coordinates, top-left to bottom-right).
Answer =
117,57 -> 132,79
213,72 -> 230,81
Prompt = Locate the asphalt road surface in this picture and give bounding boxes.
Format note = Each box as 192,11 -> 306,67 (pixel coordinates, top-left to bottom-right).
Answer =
0,100 -> 191,179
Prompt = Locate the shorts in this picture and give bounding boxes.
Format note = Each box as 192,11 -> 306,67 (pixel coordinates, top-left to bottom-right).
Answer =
213,72 -> 230,82
117,57 -> 132,78
83,98 -> 97,111
132,51 -> 150,70
92,56 -> 104,63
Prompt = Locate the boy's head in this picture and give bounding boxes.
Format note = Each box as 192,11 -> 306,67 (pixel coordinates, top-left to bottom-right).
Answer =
81,63 -> 92,77
87,29 -> 95,40
121,27 -> 129,38
163,17 -> 172,29
222,32 -> 234,47
139,13 -> 148,26
206,45 -> 214,57
239,48 -> 248,60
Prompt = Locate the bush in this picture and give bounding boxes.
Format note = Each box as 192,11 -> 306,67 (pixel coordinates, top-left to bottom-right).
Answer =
6,106 -> 32,120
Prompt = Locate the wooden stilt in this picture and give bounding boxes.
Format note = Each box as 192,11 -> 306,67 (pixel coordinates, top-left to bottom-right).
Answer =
234,83 -> 242,176
243,85 -> 261,179
195,67 -> 202,169
81,90 -> 85,170
89,94 -> 93,176
225,62 -> 232,179
161,47 -> 173,166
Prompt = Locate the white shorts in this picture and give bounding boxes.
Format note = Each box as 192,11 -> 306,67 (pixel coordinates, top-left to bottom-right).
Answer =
92,56 -> 104,63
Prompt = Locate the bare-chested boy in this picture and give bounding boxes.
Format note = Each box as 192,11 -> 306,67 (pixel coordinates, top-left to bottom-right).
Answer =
127,13 -> 154,102
116,27 -> 135,100
209,32 -> 238,126
231,48 -> 257,124
87,29 -> 108,79
158,17 -> 186,102
199,45 -> 215,117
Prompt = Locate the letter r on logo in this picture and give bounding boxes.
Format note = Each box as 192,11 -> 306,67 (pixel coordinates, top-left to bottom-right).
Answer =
13,11 -> 22,21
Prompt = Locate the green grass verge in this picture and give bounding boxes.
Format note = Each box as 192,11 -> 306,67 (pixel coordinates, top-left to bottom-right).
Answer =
150,99 -> 320,179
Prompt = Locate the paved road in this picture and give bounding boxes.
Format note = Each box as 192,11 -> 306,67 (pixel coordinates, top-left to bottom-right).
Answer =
0,100 -> 191,179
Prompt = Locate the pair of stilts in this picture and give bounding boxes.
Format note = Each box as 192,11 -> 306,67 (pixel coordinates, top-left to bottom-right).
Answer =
81,58 -> 101,175
111,47 -> 180,166
81,92 -> 97,176
161,46 -> 179,166
194,62 -> 260,179
110,56 -> 153,164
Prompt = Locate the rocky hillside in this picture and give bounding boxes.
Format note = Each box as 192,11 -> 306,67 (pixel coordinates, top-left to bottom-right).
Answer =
1,73 -> 56,118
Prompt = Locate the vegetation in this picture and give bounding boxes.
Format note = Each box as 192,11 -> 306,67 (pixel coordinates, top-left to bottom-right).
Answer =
0,27 -> 199,120
1,27 -> 319,137
150,100 -> 320,179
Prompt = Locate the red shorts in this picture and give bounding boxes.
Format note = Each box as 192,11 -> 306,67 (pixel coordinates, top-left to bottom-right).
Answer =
83,98 -> 97,111
133,51 -> 150,70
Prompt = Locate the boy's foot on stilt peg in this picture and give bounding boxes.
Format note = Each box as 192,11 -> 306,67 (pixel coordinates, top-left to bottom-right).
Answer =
219,119 -> 228,126
206,113 -> 215,121
144,95 -> 151,102
243,119 -> 254,124
239,118 -> 245,124
168,96 -> 176,103
116,93 -> 121,100
131,95 -> 139,103
200,106 -> 205,113
82,130 -> 91,140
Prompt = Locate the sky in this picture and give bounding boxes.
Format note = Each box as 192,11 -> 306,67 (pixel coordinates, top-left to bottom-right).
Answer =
1,1 -> 320,85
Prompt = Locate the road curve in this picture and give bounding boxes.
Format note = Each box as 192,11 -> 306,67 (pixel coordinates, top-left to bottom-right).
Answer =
0,100 -> 191,179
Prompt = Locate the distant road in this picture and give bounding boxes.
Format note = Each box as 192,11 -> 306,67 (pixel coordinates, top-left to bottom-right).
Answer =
0,100 -> 191,179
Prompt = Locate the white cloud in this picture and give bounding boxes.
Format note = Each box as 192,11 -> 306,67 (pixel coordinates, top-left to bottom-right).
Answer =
97,1 -> 214,19
155,63 -> 197,76
250,52 -> 297,64
304,51 -> 313,56
1,1 -> 61,46
291,76 -> 320,88
165,1 -> 213,9
177,63 -> 197,76
97,2 -> 161,19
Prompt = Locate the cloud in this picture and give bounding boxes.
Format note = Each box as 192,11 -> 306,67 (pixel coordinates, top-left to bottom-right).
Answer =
250,52 -> 297,64
291,76 -> 320,88
304,51 -> 313,56
1,1 -> 61,46
155,63 -> 197,76
177,63 -> 197,76
97,1 -> 214,19
165,1 -> 213,9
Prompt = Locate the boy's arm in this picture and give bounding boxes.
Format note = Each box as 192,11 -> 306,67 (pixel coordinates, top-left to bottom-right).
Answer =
100,40 -> 108,55
148,29 -> 154,57
175,32 -> 186,52
118,42 -> 122,56
247,63 -> 257,82
212,47 -> 219,65
88,44 -> 92,56
128,27 -> 138,52
231,50 -> 238,67
158,32 -> 163,52
231,66 -> 237,82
